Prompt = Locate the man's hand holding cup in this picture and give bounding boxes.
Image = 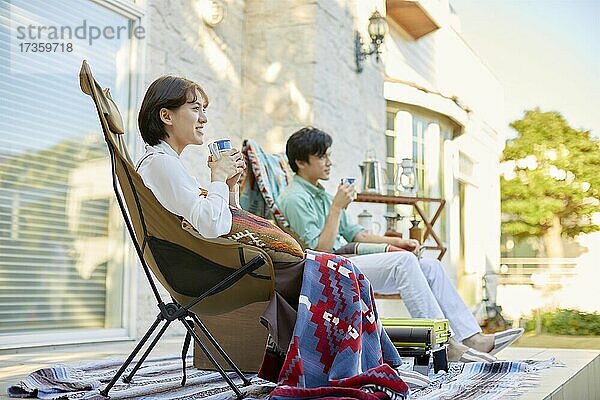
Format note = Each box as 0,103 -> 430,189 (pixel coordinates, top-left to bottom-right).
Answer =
341,177 -> 358,200
333,178 -> 357,210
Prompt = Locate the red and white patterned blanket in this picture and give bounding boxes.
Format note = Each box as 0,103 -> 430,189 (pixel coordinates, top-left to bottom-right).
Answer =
274,250 -> 408,400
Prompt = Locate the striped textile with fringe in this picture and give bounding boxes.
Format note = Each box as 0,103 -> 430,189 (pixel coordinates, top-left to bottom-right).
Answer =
7,356 -> 274,400
411,358 -> 564,400
7,356 -> 562,400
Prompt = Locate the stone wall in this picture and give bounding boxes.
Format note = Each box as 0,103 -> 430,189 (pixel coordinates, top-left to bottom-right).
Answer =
240,0 -> 317,153
136,0 -> 248,337
312,0 -> 386,195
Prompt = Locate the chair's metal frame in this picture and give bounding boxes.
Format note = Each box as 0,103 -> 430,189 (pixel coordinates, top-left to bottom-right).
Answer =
82,66 -> 266,400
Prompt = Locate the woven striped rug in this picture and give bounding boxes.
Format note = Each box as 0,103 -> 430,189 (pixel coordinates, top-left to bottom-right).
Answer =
7,356 -> 275,399
8,356 -> 562,399
411,358 -> 563,400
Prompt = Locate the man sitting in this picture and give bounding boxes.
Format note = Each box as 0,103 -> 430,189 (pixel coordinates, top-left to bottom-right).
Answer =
276,126 -> 523,363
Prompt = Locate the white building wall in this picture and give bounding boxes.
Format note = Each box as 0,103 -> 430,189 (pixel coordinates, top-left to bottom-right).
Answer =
136,0 -> 248,336
241,0 -> 317,154
383,0 -> 504,302
312,0 -> 386,196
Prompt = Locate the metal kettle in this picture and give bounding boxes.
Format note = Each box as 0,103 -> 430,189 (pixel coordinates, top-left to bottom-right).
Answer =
359,150 -> 384,193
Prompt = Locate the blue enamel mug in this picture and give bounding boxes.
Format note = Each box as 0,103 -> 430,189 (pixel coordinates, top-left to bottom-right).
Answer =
208,139 -> 232,160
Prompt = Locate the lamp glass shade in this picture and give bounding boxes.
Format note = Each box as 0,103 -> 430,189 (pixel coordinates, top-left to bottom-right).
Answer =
395,158 -> 418,195
368,10 -> 388,40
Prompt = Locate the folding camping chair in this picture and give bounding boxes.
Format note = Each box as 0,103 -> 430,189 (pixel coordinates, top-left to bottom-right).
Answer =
79,60 -> 275,399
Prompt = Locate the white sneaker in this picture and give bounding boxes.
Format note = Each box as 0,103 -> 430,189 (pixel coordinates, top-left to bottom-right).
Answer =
459,348 -> 497,363
490,328 -> 525,356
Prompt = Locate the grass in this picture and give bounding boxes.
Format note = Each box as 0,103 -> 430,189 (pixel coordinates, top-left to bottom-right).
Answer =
513,331 -> 600,350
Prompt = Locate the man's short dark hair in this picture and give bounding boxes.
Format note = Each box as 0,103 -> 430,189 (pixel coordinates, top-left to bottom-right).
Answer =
138,75 -> 209,145
286,126 -> 332,173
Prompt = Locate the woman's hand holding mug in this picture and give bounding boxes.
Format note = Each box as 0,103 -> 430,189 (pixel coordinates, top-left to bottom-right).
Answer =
225,150 -> 245,190
209,149 -> 244,185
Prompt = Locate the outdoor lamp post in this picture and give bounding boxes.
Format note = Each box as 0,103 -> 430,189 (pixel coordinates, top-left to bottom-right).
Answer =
355,10 -> 389,73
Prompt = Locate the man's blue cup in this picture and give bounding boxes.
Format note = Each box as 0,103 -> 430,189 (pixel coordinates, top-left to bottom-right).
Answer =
341,177 -> 357,199
208,139 -> 232,160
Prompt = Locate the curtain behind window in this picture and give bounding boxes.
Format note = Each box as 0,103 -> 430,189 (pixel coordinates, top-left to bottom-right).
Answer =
0,0 -> 134,334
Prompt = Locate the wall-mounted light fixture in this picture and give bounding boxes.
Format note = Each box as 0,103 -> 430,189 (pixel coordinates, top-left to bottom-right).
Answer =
355,10 -> 389,73
197,0 -> 226,27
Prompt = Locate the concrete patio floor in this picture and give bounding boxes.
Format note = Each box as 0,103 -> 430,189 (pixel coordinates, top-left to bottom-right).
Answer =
1,337 -> 598,399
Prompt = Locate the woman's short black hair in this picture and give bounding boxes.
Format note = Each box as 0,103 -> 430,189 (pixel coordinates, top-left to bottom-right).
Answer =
138,75 -> 209,145
286,126 -> 332,173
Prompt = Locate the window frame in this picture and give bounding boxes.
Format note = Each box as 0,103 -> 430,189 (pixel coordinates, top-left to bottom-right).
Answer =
385,102 -> 456,243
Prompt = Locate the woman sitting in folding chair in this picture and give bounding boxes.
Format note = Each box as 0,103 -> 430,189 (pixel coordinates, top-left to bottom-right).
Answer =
135,75 -> 420,393
136,76 -> 304,366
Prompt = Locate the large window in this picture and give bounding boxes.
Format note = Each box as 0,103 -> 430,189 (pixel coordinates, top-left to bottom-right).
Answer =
0,0 -> 142,345
385,104 -> 454,242
385,106 -> 452,197
412,117 -> 428,195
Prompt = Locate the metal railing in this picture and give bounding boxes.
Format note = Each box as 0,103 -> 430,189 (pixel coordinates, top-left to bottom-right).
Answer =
498,258 -> 578,286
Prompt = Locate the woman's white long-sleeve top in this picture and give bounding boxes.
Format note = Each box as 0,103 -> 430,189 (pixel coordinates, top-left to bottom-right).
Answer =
136,140 -> 231,238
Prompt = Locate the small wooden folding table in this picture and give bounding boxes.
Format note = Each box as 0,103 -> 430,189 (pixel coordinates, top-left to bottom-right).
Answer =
355,193 -> 447,260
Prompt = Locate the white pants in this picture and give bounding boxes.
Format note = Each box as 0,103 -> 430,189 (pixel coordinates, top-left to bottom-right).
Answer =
351,251 -> 481,342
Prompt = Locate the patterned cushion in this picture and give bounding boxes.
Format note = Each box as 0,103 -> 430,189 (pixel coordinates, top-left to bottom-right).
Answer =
225,207 -> 304,262
182,206 -> 304,263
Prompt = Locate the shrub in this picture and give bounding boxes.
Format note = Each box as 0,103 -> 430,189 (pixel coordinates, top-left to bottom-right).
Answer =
523,309 -> 600,336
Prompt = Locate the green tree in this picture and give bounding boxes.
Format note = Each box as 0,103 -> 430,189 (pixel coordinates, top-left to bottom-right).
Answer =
501,109 -> 600,258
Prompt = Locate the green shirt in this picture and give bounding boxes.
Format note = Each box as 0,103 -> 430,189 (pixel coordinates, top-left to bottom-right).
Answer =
276,175 -> 364,251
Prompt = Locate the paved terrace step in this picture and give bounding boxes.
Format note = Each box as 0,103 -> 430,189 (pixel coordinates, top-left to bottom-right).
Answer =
0,337 -> 598,399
